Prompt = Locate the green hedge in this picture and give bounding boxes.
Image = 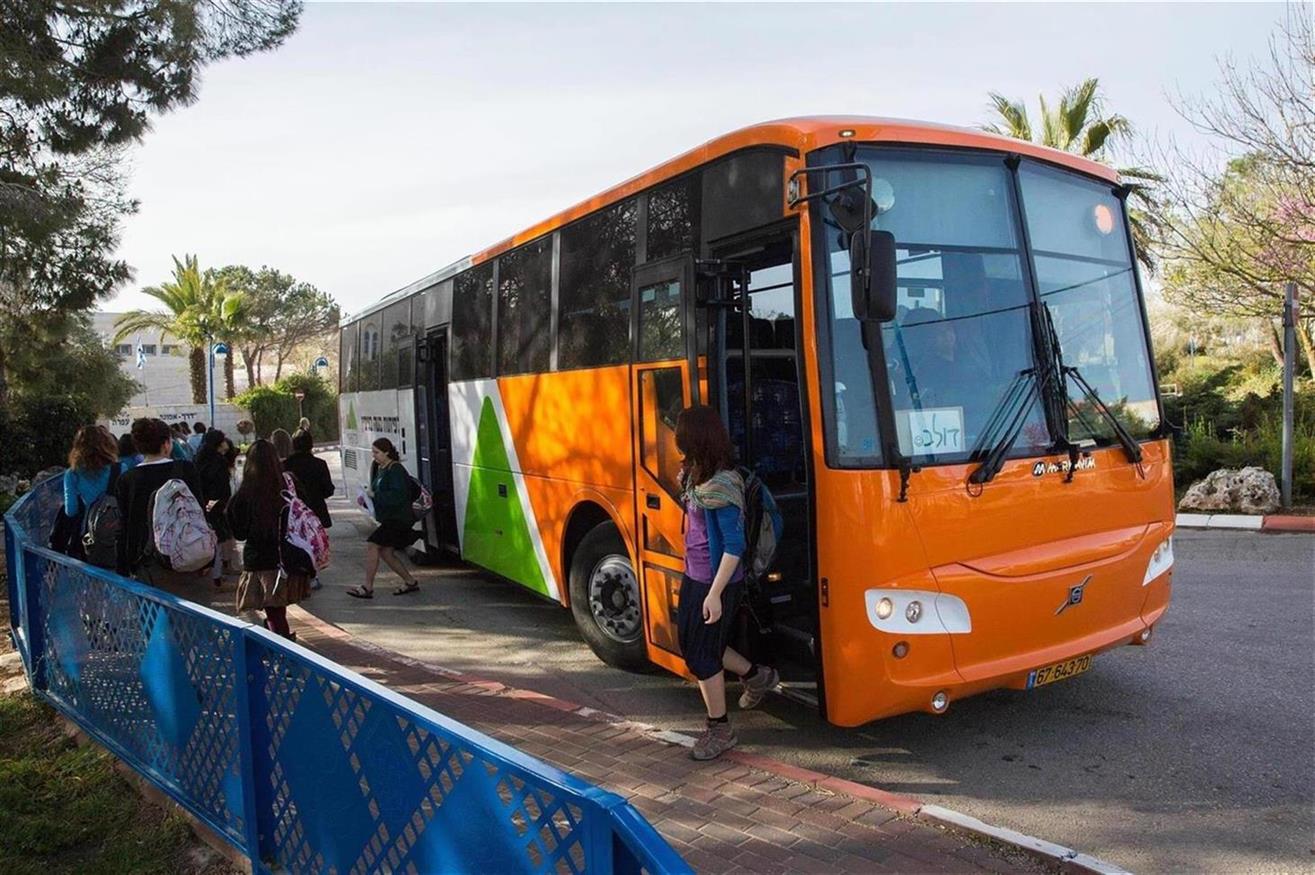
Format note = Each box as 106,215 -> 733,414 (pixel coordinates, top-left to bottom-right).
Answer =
234,372 -> 339,443
0,396 -> 90,476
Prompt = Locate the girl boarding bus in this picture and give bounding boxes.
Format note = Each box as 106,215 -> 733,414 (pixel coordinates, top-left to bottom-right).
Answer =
338,116 -> 1174,727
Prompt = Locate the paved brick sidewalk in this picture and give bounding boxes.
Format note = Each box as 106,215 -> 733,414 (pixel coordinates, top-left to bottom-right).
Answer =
287,609 -> 1038,874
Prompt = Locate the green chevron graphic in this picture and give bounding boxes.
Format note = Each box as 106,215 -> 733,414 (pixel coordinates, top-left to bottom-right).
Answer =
346,401 -> 357,430
462,397 -> 548,595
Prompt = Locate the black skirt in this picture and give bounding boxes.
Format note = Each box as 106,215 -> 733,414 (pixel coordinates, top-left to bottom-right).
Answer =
368,521 -> 419,550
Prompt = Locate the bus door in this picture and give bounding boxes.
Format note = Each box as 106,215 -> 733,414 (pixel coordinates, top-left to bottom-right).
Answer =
707,231 -> 819,701
415,330 -> 459,555
630,256 -> 700,677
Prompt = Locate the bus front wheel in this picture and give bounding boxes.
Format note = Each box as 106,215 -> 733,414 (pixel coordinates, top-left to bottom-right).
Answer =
569,523 -> 649,671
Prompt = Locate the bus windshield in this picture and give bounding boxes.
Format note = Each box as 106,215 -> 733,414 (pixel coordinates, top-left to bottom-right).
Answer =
820,146 -> 1159,467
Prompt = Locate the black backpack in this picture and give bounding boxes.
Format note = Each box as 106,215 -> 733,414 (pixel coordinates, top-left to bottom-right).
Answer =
81,463 -> 122,569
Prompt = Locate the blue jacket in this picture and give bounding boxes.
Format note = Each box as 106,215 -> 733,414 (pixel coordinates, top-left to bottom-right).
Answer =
64,463 -> 120,516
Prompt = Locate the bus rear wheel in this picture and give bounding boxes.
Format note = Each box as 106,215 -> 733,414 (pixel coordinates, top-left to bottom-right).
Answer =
569,523 -> 649,672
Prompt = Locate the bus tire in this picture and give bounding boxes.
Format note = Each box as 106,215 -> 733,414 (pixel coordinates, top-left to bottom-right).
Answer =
569,522 -> 650,672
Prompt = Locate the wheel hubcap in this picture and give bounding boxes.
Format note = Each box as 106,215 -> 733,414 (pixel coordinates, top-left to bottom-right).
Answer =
588,555 -> 641,644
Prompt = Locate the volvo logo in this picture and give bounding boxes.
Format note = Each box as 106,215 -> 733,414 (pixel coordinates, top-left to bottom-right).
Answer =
1055,575 -> 1093,616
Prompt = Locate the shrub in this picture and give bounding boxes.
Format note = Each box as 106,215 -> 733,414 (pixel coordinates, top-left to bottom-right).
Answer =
233,372 -> 339,443
1175,415 -> 1315,503
1,395 -> 91,477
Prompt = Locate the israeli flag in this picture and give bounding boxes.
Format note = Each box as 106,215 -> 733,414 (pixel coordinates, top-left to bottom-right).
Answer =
135,335 -> 145,370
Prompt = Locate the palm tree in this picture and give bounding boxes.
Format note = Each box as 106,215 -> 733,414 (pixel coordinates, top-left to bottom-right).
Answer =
114,255 -> 245,404
983,78 -> 1163,273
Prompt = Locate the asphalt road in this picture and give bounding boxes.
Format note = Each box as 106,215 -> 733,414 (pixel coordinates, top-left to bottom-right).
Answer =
306,453 -> 1314,873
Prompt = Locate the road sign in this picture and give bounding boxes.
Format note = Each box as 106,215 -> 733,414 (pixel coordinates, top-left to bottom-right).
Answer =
213,341 -> 230,356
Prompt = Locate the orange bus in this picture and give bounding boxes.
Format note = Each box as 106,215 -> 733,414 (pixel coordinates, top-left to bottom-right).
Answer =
337,117 -> 1175,726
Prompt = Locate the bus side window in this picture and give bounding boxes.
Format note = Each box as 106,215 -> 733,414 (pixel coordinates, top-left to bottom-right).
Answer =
640,367 -> 685,499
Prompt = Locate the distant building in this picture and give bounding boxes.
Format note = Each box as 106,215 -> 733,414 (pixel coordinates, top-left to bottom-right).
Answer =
91,312 -> 251,434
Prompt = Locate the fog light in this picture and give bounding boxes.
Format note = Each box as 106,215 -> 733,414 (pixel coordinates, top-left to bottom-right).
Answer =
905,600 -> 922,623
1140,627 -> 1152,642
876,597 -> 893,620
931,691 -> 949,713
892,641 -> 909,659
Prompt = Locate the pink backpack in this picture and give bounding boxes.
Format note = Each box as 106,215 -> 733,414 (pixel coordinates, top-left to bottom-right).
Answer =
282,473 -> 330,572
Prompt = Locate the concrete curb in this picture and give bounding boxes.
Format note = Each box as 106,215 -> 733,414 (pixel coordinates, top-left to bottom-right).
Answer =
1176,512 -> 1315,532
287,605 -> 1130,875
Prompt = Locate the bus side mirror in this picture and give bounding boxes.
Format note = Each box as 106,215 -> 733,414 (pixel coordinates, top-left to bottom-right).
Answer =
851,230 -> 897,323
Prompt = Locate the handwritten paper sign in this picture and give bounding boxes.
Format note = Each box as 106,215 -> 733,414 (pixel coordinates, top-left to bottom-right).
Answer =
903,407 -> 965,456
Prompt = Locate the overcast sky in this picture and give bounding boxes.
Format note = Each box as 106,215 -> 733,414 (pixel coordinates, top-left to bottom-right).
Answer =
105,2 -> 1291,318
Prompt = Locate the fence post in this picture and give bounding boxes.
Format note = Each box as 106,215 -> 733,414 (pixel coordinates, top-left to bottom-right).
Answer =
22,546 -> 46,691
1281,282 -> 1297,509
584,805 -> 616,874
232,628 -> 266,872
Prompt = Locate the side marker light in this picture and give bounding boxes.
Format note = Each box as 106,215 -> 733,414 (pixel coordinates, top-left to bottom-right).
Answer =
931,691 -> 949,713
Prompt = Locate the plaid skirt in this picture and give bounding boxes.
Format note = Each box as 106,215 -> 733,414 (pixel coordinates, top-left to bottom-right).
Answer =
236,568 -> 310,612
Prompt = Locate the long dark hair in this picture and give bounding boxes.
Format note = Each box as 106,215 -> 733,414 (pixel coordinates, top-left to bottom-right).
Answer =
234,439 -> 285,532
69,425 -> 117,472
370,437 -> 400,481
195,429 -> 228,468
675,405 -> 735,487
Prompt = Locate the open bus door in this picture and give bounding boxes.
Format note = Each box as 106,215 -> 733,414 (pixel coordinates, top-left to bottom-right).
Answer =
630,256 -> 701,677
415,331 -> 459,556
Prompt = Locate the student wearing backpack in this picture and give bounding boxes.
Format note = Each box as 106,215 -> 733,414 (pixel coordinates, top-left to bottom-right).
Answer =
58,426 -> 121,562
675,406 -> 780,761
115,418 -> 209,587
347,438 -> 419,598
226,439 -> 309,639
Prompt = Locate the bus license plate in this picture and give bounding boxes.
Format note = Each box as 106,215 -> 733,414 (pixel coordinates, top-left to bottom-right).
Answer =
1027,654 -> 1093,689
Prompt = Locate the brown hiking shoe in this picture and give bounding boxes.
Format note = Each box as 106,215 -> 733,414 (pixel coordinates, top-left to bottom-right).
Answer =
738,665 -> 780,710
691,720 -> 738,761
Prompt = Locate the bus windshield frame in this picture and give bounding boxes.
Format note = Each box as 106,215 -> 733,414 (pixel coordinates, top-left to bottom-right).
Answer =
812,143 -> 1163,471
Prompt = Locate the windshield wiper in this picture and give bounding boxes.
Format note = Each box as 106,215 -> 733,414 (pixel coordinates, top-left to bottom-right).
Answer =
1042,303 -> 1142,467
1062,366 -> 1143,465
968,367 -> 1043,485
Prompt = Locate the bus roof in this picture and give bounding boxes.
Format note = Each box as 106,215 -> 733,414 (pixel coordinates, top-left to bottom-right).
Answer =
346,116 -> 1121,324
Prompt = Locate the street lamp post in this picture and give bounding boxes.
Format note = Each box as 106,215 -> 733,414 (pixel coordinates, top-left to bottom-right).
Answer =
209,341 -> 229,429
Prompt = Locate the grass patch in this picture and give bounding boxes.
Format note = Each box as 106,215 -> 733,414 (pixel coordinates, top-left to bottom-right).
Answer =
0,680 -> 220,874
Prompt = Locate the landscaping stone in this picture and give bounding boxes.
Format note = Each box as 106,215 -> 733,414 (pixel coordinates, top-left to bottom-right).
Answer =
1178,466 -> 1281,514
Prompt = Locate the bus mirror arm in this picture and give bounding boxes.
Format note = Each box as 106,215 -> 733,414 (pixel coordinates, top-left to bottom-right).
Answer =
786,164 -> 897,324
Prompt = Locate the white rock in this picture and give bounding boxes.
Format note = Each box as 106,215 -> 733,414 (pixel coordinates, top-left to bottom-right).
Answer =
1178,466 -> 1281,515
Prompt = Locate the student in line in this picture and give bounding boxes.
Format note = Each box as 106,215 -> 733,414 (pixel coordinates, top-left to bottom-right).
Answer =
115,417 -> 205,587
270,428 -> 293,462
675,405 -> 778,761
117,432 -> 141,472
196,429 -> 237,581
283,429 -> 334,591
187,421 -> 206,454
226,439 -> 308,640
169,423 -> 194,462
58,425 -> 121,560
347,438 -> 419,598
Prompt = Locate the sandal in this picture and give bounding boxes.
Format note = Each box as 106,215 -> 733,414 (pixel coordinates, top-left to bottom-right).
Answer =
393,581 -> 420,596
347,585 -> 374,599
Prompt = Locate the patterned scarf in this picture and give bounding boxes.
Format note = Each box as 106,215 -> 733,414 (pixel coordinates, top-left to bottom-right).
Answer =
683,468 -> 745,513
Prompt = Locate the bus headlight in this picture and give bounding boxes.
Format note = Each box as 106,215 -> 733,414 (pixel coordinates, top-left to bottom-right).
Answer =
1142,536 -> 1174,586
876,597 -> 893,620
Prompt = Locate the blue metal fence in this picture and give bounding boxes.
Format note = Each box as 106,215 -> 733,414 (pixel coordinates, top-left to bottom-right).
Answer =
4,475 -> 690,874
